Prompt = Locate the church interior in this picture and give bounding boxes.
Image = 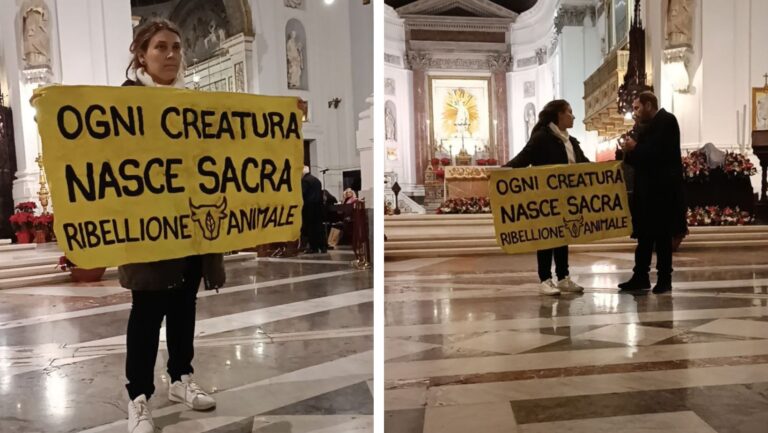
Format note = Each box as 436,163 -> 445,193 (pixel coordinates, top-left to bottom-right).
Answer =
384,1 -> 768,432
0,0 -> 372,432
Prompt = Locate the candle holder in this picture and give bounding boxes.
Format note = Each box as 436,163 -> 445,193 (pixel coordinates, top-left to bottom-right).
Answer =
35,152 -> 50,214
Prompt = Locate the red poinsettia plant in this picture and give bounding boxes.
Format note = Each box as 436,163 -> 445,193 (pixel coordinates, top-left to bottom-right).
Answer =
476,159 -> 488,166
33,213 -> 53,231
9,212 -> 34,231
440,157 -> 452,166
436,197 -> 491,214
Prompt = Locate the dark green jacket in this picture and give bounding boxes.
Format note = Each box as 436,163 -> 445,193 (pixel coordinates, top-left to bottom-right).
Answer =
117,79 -> 226,291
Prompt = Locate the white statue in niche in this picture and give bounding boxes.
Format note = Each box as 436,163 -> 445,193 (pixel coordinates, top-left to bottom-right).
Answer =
385,104 -> 397,141
22,6 -> 50,69
666,0 -> 693,47
286,31 -> 304,89
524,102 -> 537,142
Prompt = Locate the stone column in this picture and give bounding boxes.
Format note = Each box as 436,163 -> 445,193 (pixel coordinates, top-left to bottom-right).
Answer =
489,53 -> 512,164
407,51 -> 430,185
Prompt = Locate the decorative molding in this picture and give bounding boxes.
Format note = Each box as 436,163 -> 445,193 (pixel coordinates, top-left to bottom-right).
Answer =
396,0 -> 518,19
385,53 -> 402,66
487,53 -> 512,73
404,17 -> 512,33
663,46 -> 692,64
662,46 -> 693,93
406,51 -> 432,70
429,57 -> 489,70
555,5 -> 597,34
516,55 -> 537,69
283,0 -> 303,9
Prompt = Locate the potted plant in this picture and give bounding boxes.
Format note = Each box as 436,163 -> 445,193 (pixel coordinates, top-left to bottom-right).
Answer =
58,256 -> 106,283
32,213 -> 53,244
9,202 -> 37,244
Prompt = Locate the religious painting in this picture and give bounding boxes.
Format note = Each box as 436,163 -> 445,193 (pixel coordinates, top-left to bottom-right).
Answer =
611,0 -> 630,48
524,81 -> 535,98
176,0 -> 230,66
429,78 -> 491,157
285,19 -> 308,90
752,87 -> 768,131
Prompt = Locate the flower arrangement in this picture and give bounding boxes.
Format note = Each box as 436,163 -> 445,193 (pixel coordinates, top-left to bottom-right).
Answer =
686,206 -> 754,226
435,167 -> 445,179
431,158 -> 440,166
682,150 -> 709,181
722,151 -> 757,178
436,197 -> 491,214
440,157 -> 452,166
33,213 -> 53,231
476,159 -> 488,166
487,158 -> 498,166
9,212 -> 34,232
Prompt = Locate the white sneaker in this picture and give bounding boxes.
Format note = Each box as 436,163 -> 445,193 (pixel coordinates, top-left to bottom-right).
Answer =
556,276 -> 584,293
127,394 -> 154,433
168,374 -> 216,410
539,279 -> 560,296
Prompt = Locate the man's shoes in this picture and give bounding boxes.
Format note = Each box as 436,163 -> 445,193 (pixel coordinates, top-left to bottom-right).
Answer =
539,279 -> 561,296
652,277 -> 672,294
618,274 -> 651,291
127,394 -> 154,433
168,374 -> 216,410
556,276 -> 584,293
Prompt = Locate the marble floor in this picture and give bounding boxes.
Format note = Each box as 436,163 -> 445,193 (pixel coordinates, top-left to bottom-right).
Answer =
384,248 -> 768,433
0,250 -> 372,433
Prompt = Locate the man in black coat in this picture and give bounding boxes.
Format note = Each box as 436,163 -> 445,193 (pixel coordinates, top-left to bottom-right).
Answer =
301,166 -> 327,253
619,91 -> 687,294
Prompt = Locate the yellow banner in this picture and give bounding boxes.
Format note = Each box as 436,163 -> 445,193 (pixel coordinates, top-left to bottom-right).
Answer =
32,85 -> 303,268
490,161 -> 632,254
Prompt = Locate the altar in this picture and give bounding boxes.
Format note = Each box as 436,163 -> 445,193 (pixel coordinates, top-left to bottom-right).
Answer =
444,165 -> 496,199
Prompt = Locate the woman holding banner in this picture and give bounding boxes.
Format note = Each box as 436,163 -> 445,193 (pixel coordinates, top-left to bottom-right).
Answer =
503,100 -> 590,296
120,19 -> 222,433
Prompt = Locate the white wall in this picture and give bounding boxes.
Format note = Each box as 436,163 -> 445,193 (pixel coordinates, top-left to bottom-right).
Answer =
57,0 -> 133,85
249,0 -> 362,199
383,5 -> 416,192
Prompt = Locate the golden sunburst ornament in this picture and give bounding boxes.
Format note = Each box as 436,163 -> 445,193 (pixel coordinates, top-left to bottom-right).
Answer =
442,88 -> 479,137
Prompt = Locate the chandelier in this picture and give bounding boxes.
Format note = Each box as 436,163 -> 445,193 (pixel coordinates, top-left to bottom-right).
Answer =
617,0 -> 652,119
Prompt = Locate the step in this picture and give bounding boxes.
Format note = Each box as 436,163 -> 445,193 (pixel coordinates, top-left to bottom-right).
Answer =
385,239 -> 768,259
385,231 -> 768,248
0,252 -> 257,290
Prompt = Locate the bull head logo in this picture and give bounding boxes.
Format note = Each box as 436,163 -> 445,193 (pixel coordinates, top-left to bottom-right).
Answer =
189,197 -> 228,241
562,215 -> 585,238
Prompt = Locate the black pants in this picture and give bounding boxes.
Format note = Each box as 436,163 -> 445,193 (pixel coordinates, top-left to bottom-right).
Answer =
125,259 -> 201,400
302,204 -> 327,252
537,246 -> 569,282
633,234 -> 673,279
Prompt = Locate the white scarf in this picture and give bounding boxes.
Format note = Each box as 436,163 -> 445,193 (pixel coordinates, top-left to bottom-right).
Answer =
549,122 -> 576,163
135,67 -> 186,89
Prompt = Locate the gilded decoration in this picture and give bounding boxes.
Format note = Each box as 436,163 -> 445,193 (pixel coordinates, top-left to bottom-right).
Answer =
445,166 -> 492,180
442,88 -> 479,137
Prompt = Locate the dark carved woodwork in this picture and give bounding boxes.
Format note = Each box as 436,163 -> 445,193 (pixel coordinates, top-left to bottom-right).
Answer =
0,106 -> 17,239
